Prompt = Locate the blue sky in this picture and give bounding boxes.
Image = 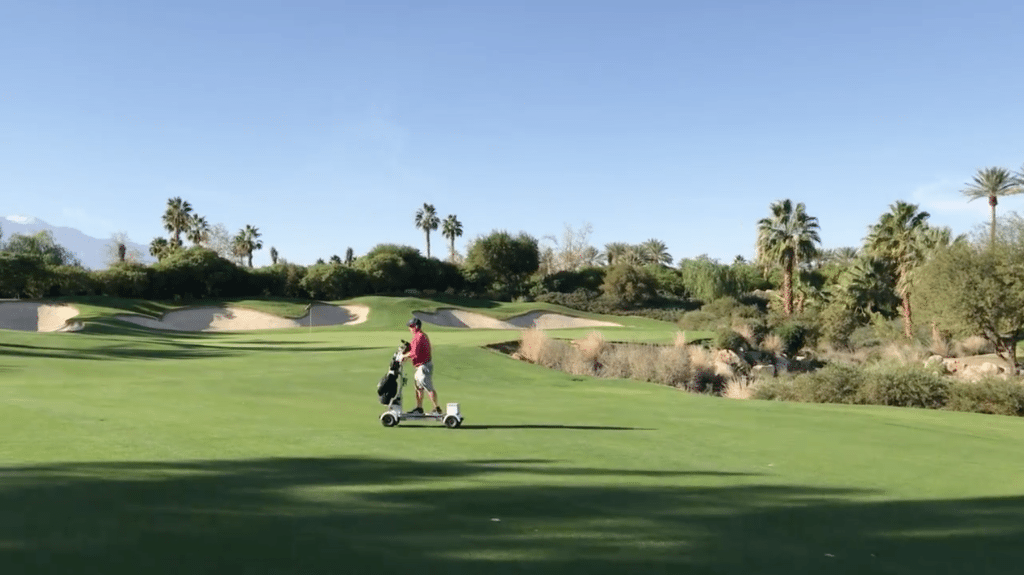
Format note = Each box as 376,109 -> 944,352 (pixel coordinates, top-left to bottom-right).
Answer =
2,0 -> 1023,267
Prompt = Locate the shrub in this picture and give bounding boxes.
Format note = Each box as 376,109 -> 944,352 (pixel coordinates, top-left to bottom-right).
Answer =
954,336 -> 995,357
795,364 -> 865,404
858,365 -> 949,409
947,378 -> 1024,417
625,344 -> 660,383
94,263 -> 151,298
518,329 -> 571,371
677,310 -> 720,331
723,378 -> 756,399
534,267 -> 606,295
575,331 -> 607,363
715,329 -> 748,353
601,264 -> 657,307
655,345 -> 691,388
771,321 -> 815,357
751,377 -> 804,402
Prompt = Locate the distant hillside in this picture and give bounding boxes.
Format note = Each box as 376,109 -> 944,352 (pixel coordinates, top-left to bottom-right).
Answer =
1,215 -> 152,270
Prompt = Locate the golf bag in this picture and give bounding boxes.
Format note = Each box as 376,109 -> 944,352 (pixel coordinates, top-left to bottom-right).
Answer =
377,340 -> 411,405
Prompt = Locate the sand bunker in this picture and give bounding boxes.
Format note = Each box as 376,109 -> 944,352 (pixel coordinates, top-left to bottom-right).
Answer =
115,304 -> 369,332
413,309 -> 621,329
0,302 -> 83,332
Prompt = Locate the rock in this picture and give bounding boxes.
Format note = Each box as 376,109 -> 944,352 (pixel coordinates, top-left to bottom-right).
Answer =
941,358 -> 966,374
752,364 -> 777,378
775,357 -> 790,374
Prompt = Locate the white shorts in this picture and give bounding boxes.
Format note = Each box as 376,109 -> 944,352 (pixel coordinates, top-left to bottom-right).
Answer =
414,361 -> 434,392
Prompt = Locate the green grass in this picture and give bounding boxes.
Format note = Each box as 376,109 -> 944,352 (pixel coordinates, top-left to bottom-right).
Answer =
2,297 -> 1024,574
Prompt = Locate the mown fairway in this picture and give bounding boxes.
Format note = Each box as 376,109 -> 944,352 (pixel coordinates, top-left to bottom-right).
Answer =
2,297 -> 1024,574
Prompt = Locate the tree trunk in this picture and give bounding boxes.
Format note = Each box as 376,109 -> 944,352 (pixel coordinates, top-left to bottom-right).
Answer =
782,265 -> 793,316
902,293 -> 913,339
994,335 -> 1018,373
425,232 -> 431,259
990,195 -> 998,250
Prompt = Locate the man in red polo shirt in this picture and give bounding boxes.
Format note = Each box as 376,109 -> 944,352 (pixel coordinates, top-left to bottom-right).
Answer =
402,318 -> 441,415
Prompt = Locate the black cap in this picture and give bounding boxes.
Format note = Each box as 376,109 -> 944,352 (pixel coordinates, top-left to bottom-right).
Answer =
407,318 -> 421,329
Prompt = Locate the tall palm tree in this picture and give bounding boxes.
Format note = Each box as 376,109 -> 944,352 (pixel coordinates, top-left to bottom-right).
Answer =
865,201 -> 931,339
186,214 -> 210,247
961,166 -> 1021,249
234,225 -> 263,268
162,197 -> 193,248
414,203 -> 440,258
639,239 -> 672,266
756,199 -> 821,316
441,214 -> 463,263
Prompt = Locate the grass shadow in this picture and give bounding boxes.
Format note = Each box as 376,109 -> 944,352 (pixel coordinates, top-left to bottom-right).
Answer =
1,456 -> 1022,574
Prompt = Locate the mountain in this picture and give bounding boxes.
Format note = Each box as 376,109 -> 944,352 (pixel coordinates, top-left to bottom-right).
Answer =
1,215 -> 153,270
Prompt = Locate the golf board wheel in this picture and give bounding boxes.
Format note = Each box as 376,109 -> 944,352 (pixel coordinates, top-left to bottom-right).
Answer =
381,413 -> 398,427
443,415 -> 461,429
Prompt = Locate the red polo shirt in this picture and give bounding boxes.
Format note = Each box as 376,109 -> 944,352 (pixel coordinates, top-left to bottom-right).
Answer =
410,330 -> 431,366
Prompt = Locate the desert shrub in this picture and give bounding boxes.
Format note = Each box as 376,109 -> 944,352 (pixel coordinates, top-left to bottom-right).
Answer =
761,333 -> 784,356
656,345 -> 691,388
596,344 -> 631,379
858,365 -> 949,409
880,342 -> 929,365
751,377 -> 804,402
518,329 -> 573,370
947,378 -> 1024,417
723,377 -> 756,399
688,369 -> 727,395
954,336 -> 995,357
575,331 -> 607,362
715,329 -> 748,353
795,363 -> 865,404
625,344 -> 660,383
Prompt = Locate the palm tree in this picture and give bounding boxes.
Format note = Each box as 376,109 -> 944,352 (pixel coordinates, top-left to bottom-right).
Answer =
639,239 -> 672,266
603,242 -> 631,266
414,203 -> 440,258
162,197 -> 193,248
149,237 -> 171,262
756,199 -> 821,316
441,214 -> 463,263
234,225 -> 263,268
961,167 -> 1021,249
865,201 -> 931,339
186,214 -> 210,247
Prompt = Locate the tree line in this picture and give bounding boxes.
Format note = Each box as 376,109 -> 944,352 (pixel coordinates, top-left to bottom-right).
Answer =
3,164 -> 1024,367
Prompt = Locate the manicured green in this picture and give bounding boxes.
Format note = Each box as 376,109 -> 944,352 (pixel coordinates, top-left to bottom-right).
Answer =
1,297 -> 1023,574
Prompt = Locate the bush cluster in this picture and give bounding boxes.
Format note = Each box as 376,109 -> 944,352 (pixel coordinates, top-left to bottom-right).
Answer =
516,330 -> 695,390
751,363 -> 1024,417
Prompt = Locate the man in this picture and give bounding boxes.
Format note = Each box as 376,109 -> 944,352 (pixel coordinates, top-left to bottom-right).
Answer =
402,318 -> 441,415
